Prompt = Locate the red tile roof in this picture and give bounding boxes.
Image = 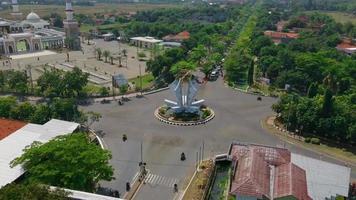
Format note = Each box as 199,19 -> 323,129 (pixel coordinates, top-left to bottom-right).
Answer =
0,119 -> 27,140
337,40 -> 356,50
274,163 -> 312,200
230,150 -> 271,198
163,31 -> 190,42
264,31 -> 299,39
229,143 -> 311,200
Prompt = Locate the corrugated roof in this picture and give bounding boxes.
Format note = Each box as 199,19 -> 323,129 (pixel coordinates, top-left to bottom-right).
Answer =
291,153 -> 351,199
0,119 -> 79,188
0,119 -> 27,140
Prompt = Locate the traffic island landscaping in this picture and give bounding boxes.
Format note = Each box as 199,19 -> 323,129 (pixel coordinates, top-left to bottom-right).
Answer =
182,160 -> 214,200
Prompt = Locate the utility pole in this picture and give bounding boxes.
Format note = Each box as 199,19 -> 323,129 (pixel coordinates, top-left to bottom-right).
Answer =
27,65 -> 34,94
139,64 -> 143,95
202,140 -> 205,161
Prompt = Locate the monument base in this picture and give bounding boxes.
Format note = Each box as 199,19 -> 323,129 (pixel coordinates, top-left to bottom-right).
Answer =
154,106 -> 215,126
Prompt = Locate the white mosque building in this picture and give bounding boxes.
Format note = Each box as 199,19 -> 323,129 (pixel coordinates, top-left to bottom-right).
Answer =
0,0 -> 80,55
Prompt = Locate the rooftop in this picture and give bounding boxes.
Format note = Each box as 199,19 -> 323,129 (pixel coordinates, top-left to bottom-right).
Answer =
130,36 -> 163,43
264,31 -> 299,39
0,119 -> 80,188
0,119 -> 27,140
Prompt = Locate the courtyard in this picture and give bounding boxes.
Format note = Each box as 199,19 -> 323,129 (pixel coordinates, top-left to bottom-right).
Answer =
82,77 -> 356,199
1,39 -> 149,87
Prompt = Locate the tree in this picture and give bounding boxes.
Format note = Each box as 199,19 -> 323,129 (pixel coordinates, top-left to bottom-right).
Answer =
247,59 -> 255,86
0,183 -> 69,200
321,88 -> 333,117
99,87 -> 109,97
50,98 -> 81,122
170,61 -> 196,78
7,71 -> 28,93
62,67 -> 89,98
189,45 -> 207,67
9,102 -> 35,121
307,82 -> 318,98
0,96 -> 17,118
37,69 -> 63,98
103,50 -> 110,63
96,48 -> 102,60
30,105 -> 52,124
11,133 -> 114,192
0,71 -> 5,91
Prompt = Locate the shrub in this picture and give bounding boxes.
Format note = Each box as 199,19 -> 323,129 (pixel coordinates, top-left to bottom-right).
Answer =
202,109 -> 211,119
310,138 -> 320,145
304,137 -> 311,143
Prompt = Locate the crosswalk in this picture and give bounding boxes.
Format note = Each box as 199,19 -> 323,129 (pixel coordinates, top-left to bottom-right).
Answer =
143,173 -> 179,188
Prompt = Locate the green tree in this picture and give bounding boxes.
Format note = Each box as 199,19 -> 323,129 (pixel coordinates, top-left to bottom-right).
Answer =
0,96 -> 17,118
0,183 -> 69,200
247,59 -> 255,86
0,71 -> 5,91
30,105 -> 52,124
11,133 -> 114,192
37,69 -> 63,98
9,102 -> 35,121
62,67 -> 89,98
189,45 -> 207,67
7,71 -> 28,93
307,82 -> 318,98
170,61 -> 196,78
99,87 -> 109,97
50,98 -> 81,122
321,88 -> 333,117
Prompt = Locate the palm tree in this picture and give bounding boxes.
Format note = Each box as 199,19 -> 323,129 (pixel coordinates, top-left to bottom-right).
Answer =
122,49 -> 127,57
96,48 -> 102,61
103,50 -> 110,63
109,56 -> 114,65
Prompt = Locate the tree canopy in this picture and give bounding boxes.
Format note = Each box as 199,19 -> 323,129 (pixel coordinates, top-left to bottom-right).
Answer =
11,133 -> 114,192
0,183 -> 69,200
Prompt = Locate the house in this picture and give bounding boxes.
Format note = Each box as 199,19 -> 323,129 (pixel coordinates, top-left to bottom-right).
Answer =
336,38 -> 356,55
0,119 -> 80,188
130,36 -> 162,48
162,31 -> 190,43
228,142 -> 350,200
264,31 -> 299,44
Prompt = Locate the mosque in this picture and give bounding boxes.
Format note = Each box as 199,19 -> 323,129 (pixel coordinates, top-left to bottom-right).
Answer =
0,0 -> 80,55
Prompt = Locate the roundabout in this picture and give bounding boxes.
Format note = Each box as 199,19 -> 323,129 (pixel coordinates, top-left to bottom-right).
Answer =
154,106 -> 215,126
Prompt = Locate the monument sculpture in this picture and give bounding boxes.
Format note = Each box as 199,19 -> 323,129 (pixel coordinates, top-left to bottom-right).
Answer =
155,70 -> 214,126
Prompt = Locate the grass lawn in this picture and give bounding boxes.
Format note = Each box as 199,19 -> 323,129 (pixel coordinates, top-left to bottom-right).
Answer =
83,84 -> 105,96
0,3 -> 182,19
305,11 -> 356,25
128,73 -> 154,90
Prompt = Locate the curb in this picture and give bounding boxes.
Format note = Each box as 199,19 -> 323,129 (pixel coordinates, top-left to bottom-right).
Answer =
154,108 -> 215,126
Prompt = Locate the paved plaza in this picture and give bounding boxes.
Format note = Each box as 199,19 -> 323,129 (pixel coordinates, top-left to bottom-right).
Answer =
82,77 -> 356,199
0,39 -> 149,87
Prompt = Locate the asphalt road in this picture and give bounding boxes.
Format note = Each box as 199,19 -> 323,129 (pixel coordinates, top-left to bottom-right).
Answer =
82,77 -> 356,199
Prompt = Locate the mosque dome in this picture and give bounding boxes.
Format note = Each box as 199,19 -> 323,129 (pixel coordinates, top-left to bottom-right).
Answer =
26,12 -> 40,22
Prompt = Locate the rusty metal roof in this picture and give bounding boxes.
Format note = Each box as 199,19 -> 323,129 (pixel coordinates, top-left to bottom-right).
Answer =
0,118 -> 27,140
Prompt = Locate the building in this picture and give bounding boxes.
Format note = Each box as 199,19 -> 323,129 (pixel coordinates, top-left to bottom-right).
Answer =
336,38 -> 356,55
162,31 -> 190,43
0,119 -> 79,188
0,1 -> 66,55
228,142 -> 351,200
264,31 -> 299,44
63,0 -> 81,50
130,36 -> 162,48
21,12 -> 50,30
